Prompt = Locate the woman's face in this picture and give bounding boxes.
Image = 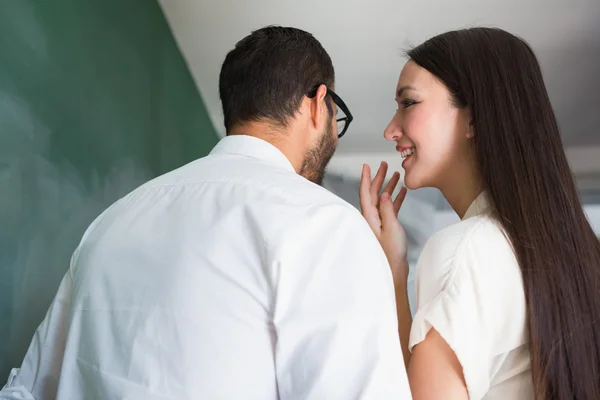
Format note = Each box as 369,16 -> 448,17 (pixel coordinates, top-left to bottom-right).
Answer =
384,61 -> 474,190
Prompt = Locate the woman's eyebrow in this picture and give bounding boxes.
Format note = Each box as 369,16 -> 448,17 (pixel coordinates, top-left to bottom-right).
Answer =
396,85 -> 417,98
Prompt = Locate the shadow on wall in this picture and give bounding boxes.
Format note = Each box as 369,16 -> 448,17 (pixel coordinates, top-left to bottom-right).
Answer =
0,0 -> 218,378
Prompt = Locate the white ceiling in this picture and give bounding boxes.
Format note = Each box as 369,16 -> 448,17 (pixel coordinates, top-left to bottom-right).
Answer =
159,0 -> 600,180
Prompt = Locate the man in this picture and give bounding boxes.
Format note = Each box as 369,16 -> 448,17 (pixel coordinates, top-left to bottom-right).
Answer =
1,26 -> 410,399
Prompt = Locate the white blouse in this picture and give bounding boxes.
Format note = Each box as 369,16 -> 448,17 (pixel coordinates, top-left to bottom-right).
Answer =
409,192 -> 534,399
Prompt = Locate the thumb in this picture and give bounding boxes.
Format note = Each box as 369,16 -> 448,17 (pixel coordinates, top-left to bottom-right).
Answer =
379,193 -> 399,230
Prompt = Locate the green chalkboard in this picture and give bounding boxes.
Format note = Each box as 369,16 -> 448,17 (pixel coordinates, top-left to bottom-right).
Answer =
0,0 -> 219,378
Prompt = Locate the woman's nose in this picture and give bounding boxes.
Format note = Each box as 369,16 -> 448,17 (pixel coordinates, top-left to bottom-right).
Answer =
384,116 -> 402,141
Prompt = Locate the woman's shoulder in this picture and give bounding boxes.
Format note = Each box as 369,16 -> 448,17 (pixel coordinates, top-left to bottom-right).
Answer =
417,213 -> 519,293
422,213 -> 508,261
412,214 -> 530,398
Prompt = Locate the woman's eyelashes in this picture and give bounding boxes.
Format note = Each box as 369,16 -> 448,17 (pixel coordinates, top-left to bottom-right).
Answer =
400,98 -> 418,109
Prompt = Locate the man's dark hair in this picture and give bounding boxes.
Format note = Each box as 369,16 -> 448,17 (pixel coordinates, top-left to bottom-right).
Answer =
219,26 -> 335,133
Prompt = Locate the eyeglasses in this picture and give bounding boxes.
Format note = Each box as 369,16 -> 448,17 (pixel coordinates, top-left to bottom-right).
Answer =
306,86 -> 353,138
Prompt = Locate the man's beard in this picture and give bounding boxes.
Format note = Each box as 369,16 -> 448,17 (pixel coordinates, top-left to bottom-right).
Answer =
299,122 -> 336,185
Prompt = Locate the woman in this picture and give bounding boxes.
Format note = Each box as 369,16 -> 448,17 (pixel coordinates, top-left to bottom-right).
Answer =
360,27 -> 600,399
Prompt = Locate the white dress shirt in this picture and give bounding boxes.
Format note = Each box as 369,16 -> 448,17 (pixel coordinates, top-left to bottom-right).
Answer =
409,192 -> 533,399
1,135 -> 411,400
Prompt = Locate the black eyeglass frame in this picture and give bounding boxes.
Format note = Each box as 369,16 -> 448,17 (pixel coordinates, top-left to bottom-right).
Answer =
306,86 -> 354,138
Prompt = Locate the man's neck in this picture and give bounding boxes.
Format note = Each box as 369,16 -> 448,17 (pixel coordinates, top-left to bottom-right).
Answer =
228,123 -> 304,173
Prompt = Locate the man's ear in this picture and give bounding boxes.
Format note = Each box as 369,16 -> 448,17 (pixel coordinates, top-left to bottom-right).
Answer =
310,84 -> 329,129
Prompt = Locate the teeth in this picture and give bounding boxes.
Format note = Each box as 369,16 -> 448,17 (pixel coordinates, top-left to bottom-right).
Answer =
400,148 -> 415,159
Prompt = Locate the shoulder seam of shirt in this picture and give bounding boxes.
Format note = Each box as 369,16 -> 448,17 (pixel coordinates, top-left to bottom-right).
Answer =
443,216 -> 492,291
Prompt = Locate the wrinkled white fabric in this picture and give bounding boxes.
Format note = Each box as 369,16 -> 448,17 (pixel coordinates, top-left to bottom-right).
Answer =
2,135 -> 411,400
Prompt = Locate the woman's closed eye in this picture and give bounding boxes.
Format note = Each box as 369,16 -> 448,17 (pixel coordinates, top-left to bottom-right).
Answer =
400,98 -> 418,109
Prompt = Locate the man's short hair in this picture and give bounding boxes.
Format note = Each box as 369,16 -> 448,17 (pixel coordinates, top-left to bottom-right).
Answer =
219,26 -> 335,133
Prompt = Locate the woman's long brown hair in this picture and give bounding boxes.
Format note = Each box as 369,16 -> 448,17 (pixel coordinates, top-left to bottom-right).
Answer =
409,27 -> 600,399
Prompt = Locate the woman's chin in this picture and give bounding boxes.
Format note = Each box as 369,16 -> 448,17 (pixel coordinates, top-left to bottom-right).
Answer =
402,171 -> 423,190
404,181 -> 419,190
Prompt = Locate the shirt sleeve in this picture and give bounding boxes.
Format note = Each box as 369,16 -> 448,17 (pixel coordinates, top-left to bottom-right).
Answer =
0,369 -> 35,400
408,219 -> 525,400
271,204 -> 411,400
1,270 -> 73,400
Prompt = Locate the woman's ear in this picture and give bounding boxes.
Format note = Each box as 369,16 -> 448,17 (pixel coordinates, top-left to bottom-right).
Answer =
460,108 -> 475,139
466,121 -> 475,139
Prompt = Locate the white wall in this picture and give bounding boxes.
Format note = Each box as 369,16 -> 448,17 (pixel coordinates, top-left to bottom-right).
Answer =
585,206 -> 600,234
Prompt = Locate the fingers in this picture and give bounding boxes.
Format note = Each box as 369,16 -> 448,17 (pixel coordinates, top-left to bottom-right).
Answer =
359,164 -> 372,213
370,161 -> 388,204
359,164 -> 380,228
360,164 -> 381,232
379,192 -> 398,230
393,186 -> 408,215
382,171 -> 400,196
380,186 -> 407,230
360,163 -> 404,238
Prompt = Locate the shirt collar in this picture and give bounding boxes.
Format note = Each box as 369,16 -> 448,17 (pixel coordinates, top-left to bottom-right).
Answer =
462,191 -> 490,220
210,135 -> 296,173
